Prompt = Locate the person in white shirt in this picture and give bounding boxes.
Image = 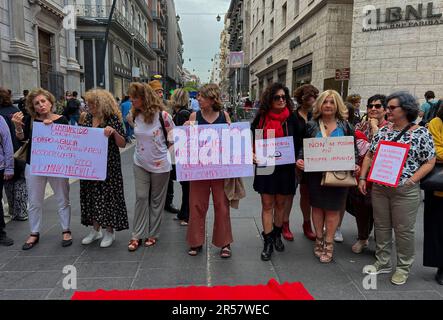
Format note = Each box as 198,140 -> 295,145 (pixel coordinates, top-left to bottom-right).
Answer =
127,82 -> 174,251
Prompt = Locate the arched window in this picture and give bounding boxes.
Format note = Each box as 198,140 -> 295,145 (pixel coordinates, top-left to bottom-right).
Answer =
123,51 -> 130,68
138,14 -> 141,31
113,45 -> 122,65
131,5 -> 135,25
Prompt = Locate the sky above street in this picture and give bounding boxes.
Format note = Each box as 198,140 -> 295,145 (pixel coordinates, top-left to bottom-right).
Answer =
175,0 -> 231,83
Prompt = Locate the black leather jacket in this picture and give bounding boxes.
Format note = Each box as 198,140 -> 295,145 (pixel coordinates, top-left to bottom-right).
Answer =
298,119 -> 359,164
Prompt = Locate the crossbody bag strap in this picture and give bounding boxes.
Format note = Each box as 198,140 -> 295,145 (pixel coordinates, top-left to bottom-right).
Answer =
158,111 -> 169,147
318,119 -> 327,138
391,123 -> 413,142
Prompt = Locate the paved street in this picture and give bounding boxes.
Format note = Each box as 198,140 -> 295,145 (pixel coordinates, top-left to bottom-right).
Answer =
0,146 -> 442,300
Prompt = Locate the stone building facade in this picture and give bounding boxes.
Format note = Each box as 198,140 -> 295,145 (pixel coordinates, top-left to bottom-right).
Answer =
0,0 -> 81,99
350,0 -> 443,103
248,0 -> 353,100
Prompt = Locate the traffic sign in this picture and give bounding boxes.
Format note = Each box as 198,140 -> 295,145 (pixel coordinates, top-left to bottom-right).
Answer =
335,68 -> 350,81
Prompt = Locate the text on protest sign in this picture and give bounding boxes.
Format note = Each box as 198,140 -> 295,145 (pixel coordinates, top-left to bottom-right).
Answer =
368,141 -> 410,187
30,122 -> 108,180
172,122 -> 253,181
255,137 -> 296,167
303,136 -> 355,172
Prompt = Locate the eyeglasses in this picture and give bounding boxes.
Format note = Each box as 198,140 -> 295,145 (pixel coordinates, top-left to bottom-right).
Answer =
368,104 -> 383,110
387,105 -> 400,111
273,95 -> 286,101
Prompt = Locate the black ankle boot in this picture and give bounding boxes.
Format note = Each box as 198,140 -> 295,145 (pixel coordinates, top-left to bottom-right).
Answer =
436,268 -> 443,285
261,231 -> 274,261
273,225 -> 285,252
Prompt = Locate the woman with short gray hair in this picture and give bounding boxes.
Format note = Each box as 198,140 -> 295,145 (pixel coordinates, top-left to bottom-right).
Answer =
358,91 -> 436,285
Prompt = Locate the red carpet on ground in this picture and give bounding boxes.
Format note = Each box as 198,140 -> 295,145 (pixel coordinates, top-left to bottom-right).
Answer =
71,279 -> 314,300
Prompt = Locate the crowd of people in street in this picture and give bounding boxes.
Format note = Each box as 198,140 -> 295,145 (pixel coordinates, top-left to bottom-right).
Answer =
0,81 -> 442,287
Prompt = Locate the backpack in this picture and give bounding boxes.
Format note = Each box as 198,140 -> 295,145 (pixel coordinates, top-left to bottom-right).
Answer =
426,100 -> 441,122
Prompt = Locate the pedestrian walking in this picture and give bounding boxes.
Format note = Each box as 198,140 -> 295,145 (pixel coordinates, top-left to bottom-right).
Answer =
346,94 -> 362,126
186,84 -> 233,258
296,90 -> 360,263
252,83 -> 299,261
0,115 -> 14,246
80,89 -> 129,248
126,83 -> 173,251
359,91 -> 436,285
292,84 -> 319,242
423,103 -> 443,285
12,88 -> 72,250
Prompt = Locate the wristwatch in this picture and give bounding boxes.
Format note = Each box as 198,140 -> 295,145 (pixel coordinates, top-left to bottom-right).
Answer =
359,177 -> 367,181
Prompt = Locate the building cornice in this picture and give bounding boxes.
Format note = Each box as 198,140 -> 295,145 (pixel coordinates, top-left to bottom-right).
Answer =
28,0 -> 65,19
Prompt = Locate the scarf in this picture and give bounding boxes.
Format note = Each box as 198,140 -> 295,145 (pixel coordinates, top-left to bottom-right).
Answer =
261,107 -> 290,139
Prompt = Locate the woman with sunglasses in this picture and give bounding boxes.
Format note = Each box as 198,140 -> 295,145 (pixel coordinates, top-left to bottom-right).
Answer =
347,95 -> 390,254
252,83 -> 299,261
359,91 -> 436,285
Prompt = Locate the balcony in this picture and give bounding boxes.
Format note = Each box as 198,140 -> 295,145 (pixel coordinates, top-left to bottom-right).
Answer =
151,42 -> 167,57
76,5 -> 155,60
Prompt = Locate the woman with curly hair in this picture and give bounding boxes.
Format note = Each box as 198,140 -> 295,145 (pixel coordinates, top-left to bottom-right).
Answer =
12,88 -> 72,249
126,82 -> 174,251
80,88 -> 129,248
252,82 -> 299,261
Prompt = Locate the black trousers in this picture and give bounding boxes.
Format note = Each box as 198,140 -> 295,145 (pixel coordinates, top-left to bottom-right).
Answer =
0,170 -> 5,234
177,181 -> 190,222
165,177 -> 174,206
423,191 -> 443,268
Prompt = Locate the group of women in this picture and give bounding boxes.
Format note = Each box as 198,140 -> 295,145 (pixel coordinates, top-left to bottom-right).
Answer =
2,81 -> 442,286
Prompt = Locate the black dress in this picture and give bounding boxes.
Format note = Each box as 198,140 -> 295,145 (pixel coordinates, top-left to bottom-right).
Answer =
252,112 -> 298,195
80,113 -> 129,231
423,191 -> 443,268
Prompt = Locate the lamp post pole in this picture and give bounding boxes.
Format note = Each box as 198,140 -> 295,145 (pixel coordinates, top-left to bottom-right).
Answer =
101,0 -> 117,88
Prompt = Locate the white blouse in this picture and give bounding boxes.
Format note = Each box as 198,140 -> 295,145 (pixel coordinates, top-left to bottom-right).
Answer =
133,111 -> 174,173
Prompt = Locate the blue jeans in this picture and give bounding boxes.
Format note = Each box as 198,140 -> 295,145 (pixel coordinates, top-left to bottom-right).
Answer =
124,121 -> 133,140
70,115 -> 79,126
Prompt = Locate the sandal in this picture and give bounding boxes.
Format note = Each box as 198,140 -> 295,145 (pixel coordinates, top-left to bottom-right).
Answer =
188,245 -> 202,256
314,237 -> 324,258
62,231 -> 73,247
220,245 -> 232,259
128,239 -> 142,252
22,233 -> 40,250
144,238 -> 157,247
320,241 -> 334,263
180,220 -> 189,226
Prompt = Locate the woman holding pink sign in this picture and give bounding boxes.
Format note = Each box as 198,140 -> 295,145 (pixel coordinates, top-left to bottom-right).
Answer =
12,88 -> 72,249
296,90 -> 359,264
80,89 -> 129,248
359,91 -> 436,285
252,82 -> 299,261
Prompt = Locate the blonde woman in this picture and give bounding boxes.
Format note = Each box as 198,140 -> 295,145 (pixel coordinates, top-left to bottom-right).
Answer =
80,89 -> 128,248
171,88 -> 192,225
297,90 -> 359,263
127,82 -> 174,252
12,88 -> 72,249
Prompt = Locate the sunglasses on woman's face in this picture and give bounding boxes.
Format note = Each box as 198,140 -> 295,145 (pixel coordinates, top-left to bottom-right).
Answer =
387,105 -> 400,111
273,95 -> 286,102
367,103 -> 383,110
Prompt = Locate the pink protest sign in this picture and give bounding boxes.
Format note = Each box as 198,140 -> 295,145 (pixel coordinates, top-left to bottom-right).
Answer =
173,122 -> 253,181
255,137 -> 296,166
30,122 -> 108,180
368,140 -> 410,187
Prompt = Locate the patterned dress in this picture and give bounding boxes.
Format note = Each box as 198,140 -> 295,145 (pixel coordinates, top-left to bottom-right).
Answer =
80,113 -> 129,231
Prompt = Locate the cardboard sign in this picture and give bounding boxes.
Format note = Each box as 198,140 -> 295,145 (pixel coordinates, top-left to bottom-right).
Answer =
303,136 -> 355,172
368,140 -> 410,187
30,122 -> 108,180
255,137 -> 295,167
173,122 -> 253,181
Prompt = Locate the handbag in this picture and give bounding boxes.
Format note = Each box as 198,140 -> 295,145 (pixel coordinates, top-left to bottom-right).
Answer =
420,163 -> 443,191
13,119 -> 32,167
318,119 -> 357,187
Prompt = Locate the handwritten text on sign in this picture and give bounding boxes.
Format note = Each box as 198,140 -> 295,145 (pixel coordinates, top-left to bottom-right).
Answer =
30,122 -> 108,180
303,136 -> 355,172
173,122 -> 253,181
368,141 -> 410,187
255,137 -> 295,166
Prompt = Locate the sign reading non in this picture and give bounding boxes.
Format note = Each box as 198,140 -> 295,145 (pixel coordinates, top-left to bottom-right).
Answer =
368,141 -> 410,187
335,68 -> 350,81
303,136 -> 355,172
30,122 -> 108,180
173,122 -> 253,181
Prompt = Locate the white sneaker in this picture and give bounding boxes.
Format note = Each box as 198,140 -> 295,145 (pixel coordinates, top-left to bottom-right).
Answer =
81,229 -> 103,245
100,230 -> 115,248
334,228 -> 344,243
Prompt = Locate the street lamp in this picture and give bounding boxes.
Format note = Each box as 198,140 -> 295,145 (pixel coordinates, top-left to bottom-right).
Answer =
101,0 -> 118,88
176,15 -> 180,21
216,14 -> 221,22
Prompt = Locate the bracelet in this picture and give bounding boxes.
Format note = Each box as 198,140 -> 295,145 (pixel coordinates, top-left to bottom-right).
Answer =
359,177 -> 367,181
15,128 -> 24,134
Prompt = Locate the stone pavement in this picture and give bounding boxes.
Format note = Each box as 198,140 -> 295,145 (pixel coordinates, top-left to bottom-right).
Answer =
0,146 -> 442,300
